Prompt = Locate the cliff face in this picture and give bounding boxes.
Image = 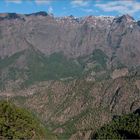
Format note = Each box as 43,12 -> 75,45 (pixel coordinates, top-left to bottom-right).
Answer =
0,12 -> 140,67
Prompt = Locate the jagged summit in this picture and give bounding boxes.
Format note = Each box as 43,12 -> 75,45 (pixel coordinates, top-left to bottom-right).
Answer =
0,13 -> 21,20
114,14 -> 135,23
0,11 -> 54,21
26,11 -> 49,16
137,20 -> 140,26
0,12 -> 139,66
0,12 -> 136,23
123,14 -> 134,20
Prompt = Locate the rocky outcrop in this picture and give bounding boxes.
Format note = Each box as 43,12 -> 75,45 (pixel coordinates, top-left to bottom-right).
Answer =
111,68 -> 128,79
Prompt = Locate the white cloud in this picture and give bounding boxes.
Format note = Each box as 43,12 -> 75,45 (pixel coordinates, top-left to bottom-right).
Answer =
35,0 -> 51,5
71,0 -> 89,7
95,1 -> 140,15
6,0 -> 22,4
48,6 -> 53,13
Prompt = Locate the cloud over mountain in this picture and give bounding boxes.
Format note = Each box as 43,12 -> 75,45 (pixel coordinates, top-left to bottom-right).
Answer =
95,1 -> 140,15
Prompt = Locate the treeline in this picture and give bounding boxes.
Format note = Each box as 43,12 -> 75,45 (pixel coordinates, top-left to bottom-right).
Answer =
0,101 -> 46,139
92,110 -> 140,139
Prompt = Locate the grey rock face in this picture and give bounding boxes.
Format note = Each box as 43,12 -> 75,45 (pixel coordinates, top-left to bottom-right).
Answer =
0,12 -> 140,67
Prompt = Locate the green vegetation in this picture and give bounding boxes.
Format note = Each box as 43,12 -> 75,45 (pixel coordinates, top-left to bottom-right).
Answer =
92,49 -> 108,69
25,51 -> 83,85
8,67 -> 22,81
0,52 -> 22,69
77,49 -> 109,74
94,71 -> 111,81
93,112 -> 140,139
0,101 -> 47,139
0,49 -> 84,88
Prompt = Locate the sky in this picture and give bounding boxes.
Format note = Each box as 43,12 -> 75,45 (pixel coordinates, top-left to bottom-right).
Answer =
0,0 -> 140,19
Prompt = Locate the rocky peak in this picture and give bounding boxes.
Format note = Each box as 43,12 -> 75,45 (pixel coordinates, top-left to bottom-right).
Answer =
80,15 -> 114,28
56,15 -> 80,25
56,15 -> 114,26
69,15 -> 75,19
137,21 -> 140,26
26,11 -> 49,17
114,14 -> 134,23
0,13 -> 22,20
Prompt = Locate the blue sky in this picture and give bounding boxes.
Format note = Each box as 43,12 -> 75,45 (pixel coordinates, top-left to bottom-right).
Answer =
0,0 -> 140,19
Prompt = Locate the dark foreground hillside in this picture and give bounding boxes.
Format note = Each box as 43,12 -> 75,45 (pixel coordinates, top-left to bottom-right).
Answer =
0,100 -> 139,140
92,111 -> 140,139
0,101 -> 47,139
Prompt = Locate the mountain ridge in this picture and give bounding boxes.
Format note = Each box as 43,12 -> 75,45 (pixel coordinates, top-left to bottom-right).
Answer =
0,11 -> 140,140
0,12 -> 140,66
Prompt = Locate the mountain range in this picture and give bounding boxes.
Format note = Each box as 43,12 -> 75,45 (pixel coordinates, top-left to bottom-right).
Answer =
0,12 -> 140,139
